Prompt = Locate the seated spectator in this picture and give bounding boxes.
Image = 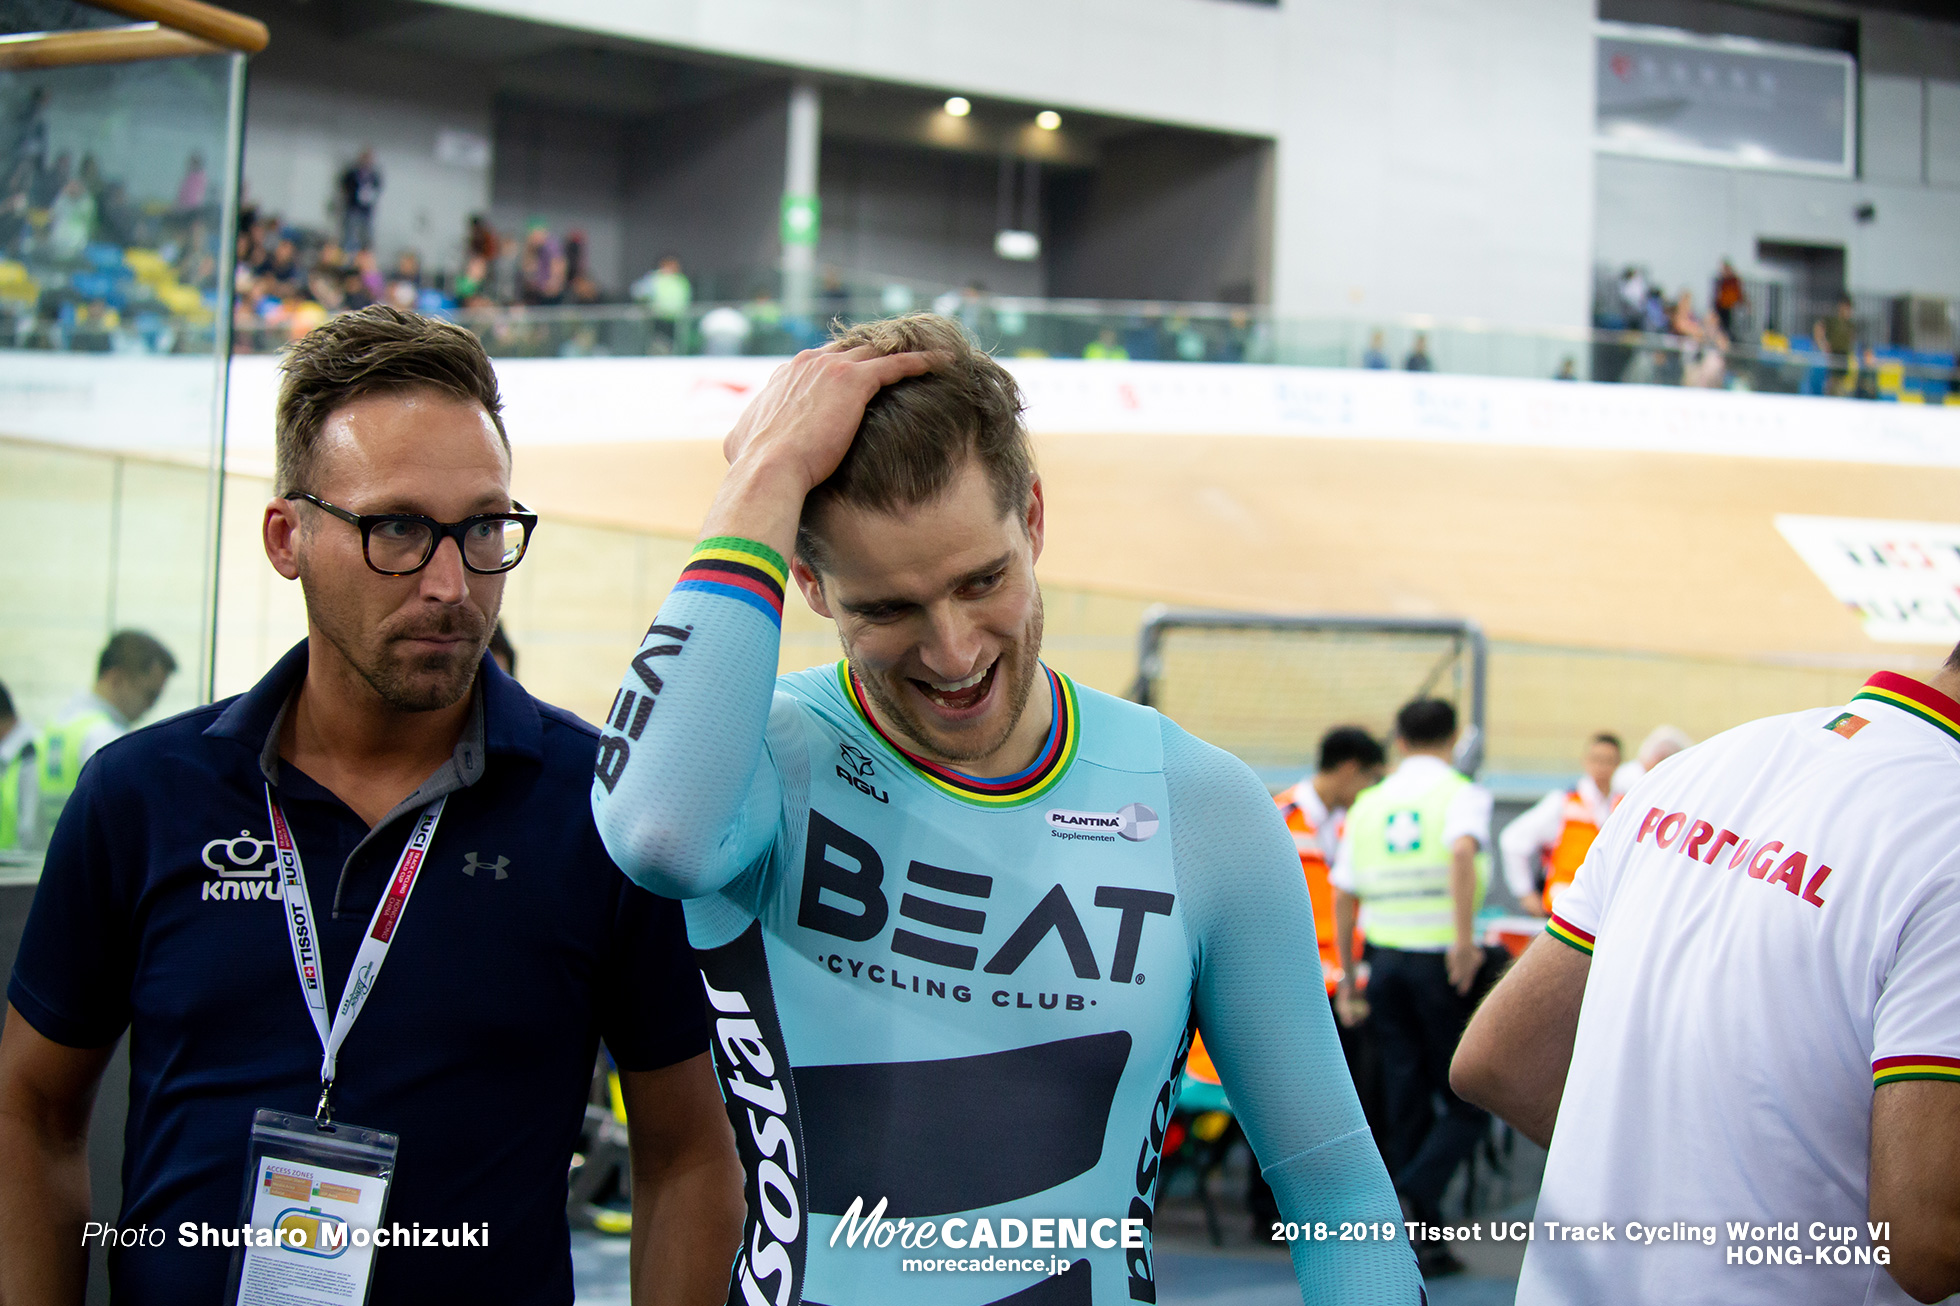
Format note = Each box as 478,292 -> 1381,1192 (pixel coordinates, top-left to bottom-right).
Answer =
467,212 -> 500,263
1404,332 -> 1433,371
1854,346 -> 1881,401
632,254 -> 691,351
699,304 -> 751,356
261,236 -> 301,291
1814,297 -> 1857,395
174,151 -> 207,213
0,162 -> 31,252
1682,309 -> 1729,389
1083,327 -> 1127,360
1640,286 -> 1669,334
520,223 -> 566,305
46,177 -> 94,260
387,249 -> 421,309
1363,330 -> 1389,369
352,247 -> 384,303
564,230 -> 601,304
1168,313 -> 1205,361
453,253 -> 492,307
1617,266 -> 1647,321
1712,259 -> 1746,335
31,151 -> 70,210
1215,307 -> 1251,363
314,239 -> 346,275
306,265 -> 345,313
94,180 -> 138,246
1670,291 -> 1703,342
340,266 -> 375,311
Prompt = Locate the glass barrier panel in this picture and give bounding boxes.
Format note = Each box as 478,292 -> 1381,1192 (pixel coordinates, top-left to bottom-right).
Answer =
0,51 -> 245,878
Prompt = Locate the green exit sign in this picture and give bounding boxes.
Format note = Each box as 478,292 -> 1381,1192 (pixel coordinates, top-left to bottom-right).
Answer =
781,195 -> 820,247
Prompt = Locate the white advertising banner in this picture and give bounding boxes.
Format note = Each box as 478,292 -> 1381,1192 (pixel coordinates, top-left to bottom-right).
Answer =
1776,515 -> 1960,646
4,351 -> 1958,473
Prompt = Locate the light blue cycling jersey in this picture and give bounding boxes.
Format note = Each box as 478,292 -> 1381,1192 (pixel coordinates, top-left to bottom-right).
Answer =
592,538 -> 1423,1306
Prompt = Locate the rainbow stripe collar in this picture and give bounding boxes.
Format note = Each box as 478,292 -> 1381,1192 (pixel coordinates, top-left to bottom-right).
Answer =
838,662 -> 1080,808
1852,672 -> 1960,747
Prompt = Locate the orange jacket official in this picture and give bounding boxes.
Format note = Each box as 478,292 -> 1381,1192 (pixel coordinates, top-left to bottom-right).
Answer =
1275,779 -> 1359,995
1499,775 -> 1621,914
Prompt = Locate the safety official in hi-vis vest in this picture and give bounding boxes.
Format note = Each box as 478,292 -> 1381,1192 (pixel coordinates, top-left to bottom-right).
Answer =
1331,696 -> 1504,1278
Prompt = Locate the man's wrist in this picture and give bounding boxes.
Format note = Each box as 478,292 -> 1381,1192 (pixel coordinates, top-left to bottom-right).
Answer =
720,450 -> 816,513
702,457 -> 813,557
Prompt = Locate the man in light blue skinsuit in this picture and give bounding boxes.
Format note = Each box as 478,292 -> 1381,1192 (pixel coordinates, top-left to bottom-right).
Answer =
592,313 -> 1425,1306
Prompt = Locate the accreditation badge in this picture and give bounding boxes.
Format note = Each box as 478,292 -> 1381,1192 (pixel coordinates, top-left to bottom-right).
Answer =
224,1109 -> 399,1306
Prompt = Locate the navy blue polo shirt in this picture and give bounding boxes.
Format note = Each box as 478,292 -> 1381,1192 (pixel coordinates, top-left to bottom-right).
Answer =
9,641 -> 706,1304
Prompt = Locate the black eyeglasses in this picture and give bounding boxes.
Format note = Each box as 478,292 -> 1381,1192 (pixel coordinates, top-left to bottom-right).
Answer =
286,492 -> 537,577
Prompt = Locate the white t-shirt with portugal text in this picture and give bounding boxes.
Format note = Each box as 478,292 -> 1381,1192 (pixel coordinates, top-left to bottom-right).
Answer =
1520,672 -> 1960,1306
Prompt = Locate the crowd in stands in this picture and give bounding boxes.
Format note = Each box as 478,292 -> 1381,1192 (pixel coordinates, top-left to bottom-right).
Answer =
11,89 -> 1953,399
1596,258 -> 1958,402
1,87 -> 222,351
232,159 -> 733,357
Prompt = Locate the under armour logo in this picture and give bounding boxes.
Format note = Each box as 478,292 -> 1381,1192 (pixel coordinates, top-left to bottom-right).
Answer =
462,852 -> 509,880
1385,810 -> 1424,855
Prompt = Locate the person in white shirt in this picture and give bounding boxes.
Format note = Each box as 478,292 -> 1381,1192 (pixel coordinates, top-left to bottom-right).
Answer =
1500,732 -> 1623,918
1610,723 -> 1689,794
1330,698 -> 1499,1274
1452,666 -> 1960,1305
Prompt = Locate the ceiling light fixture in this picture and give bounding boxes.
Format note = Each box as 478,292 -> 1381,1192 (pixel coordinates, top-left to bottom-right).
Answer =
944,96 -> 971,117
1035,110 -> 1061,131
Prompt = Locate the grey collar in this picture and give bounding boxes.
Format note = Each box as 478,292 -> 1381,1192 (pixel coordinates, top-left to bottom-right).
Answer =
259,684 -> 487,917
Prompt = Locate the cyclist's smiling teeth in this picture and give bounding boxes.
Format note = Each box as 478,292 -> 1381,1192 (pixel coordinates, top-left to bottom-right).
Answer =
913,661 -> 996,712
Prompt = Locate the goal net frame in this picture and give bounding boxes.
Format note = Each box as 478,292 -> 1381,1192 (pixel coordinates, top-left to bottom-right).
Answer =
1128,607 -> 1490,777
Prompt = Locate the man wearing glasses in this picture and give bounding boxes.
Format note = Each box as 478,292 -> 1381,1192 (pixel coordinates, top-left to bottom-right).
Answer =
0,306 -> 742,1304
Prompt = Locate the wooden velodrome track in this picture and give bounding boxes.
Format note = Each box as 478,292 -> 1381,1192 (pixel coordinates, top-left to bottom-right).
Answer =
6,417 -> 1948,782
434,432 -> 1954,777
506,433 -> 1945,666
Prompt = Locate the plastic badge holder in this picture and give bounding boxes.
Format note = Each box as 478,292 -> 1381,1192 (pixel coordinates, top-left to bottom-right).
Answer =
225,1109 -> 399,1306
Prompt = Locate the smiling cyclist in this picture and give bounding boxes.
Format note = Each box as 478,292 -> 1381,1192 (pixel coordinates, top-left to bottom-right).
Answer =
592,313 -> 1425,1306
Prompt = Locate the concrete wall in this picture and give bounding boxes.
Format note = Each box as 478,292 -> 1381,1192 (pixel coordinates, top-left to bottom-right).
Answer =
1270,0 -> 1597,329
490,99 -> 631,294
242,31 -> 494,273
624,84 -> 792,301
817,137 -> 1048,298
1047,132 -> 1271,303
430,0 -> 1600,330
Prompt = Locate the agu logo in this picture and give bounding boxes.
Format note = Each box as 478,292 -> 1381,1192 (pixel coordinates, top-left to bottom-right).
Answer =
1046,804 -> 1158,842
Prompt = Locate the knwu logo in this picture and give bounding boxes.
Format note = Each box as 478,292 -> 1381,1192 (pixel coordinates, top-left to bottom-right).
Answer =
199,828 -> 282,902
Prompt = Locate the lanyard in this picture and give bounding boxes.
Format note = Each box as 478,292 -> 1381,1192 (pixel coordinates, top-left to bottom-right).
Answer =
264,784 -> 447,1127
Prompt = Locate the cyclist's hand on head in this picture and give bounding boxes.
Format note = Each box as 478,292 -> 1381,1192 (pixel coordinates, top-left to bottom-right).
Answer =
722,343 -> 935,496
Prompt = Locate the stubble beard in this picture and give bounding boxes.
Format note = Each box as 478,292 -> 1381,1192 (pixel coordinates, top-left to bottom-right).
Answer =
849,589 -> 1045,769
301,559 -> 491,714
